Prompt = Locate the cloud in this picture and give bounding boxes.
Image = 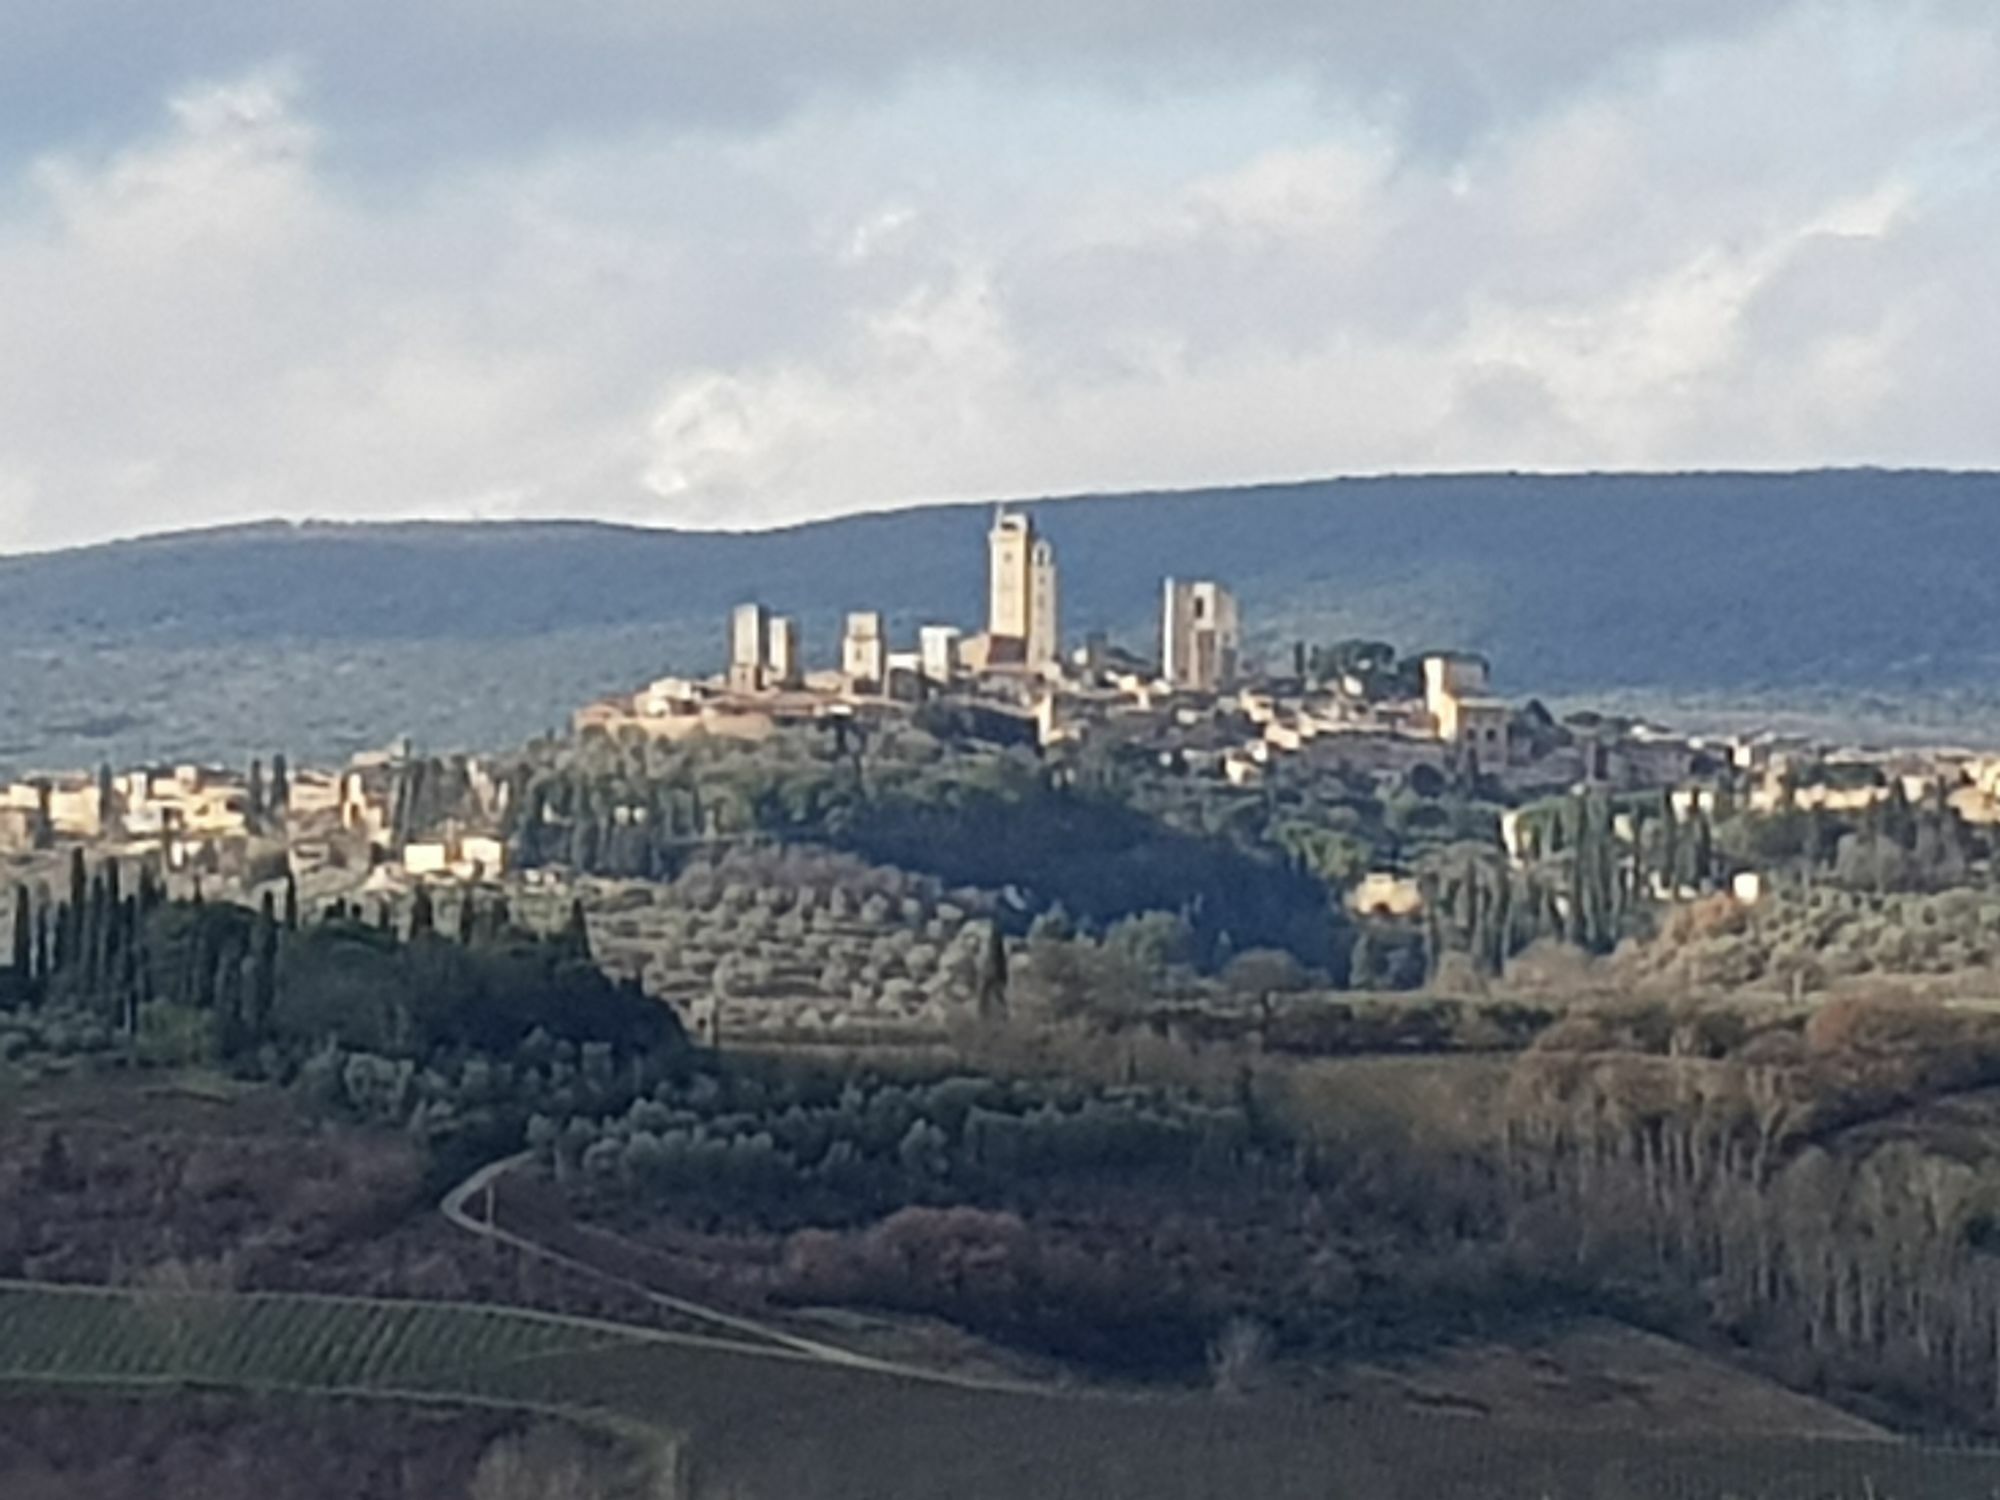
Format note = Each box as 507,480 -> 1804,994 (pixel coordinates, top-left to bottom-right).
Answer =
0,2 -> 1998,549
1,0 -> 1800,166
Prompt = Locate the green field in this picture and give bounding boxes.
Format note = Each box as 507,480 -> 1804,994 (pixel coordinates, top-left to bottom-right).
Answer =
0,1281 -> 645,1400
6,1281 -> 2000,1499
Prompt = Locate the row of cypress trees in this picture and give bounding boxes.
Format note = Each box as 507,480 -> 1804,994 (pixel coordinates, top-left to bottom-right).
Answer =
9,851 -> 169,1023
5,853 -> 298,1046
6,849 -> 597,1065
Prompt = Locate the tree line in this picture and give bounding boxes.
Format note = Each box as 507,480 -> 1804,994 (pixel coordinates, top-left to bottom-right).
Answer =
5,856 -> 673,1073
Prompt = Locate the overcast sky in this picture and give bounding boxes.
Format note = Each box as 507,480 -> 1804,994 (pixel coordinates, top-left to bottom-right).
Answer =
2,1 -> 1996,550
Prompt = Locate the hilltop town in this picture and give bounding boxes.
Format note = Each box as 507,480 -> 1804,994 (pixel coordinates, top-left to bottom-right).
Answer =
6,505 -> 2000,1042
14,509 -> 2000,1464
570,504 -> 2000,828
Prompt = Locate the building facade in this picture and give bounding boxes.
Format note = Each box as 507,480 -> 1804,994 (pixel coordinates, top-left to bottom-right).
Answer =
987,509 -> 1060,671
729,602 -> 770,692
842,611 -> 886,689
728,602 -> 804,691
767,615 -> 802,689
1422,652 -> 1490,720
1421,651 -> 1509,761
1161,579 -> 1241,692
919,624 -> 963,683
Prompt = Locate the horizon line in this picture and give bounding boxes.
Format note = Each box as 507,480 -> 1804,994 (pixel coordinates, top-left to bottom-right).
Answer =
4,462 -> 1993,562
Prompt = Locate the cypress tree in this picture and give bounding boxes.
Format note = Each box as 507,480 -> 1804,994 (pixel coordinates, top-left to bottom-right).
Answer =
33,904 -> 49,985
60,851 -> 87,975
568,816 -> 598,872
25,782 -> 51,851
85,871 -> 108,992
119,896 -> 140,992
1491,868 -> 1514,975
249,895 -> 279,1038
1692,813 -> 1716,890
283,875 -> 300,933
562,899 -> 592,961
1465,862 -> 1491,975
1348,926 -> 1379,990
53,900 -> 71,981
1658,792 -> 1680,893
192,920 -> 219,1009
1566,831 -> 1587,951
103,861 -> 123,972
216,946 -> 248,1059
118,944 -> 141,1037
1566,794 -> 1612,954
271,753 -> 290,817
11,885 -> 31,981
1883,780 -> 1918,852
247,759 -> 266,829
457,894 -> 477,946
1420,874 -> 1443,987
410,885 -> 435,940
976,922 -> 1009,1019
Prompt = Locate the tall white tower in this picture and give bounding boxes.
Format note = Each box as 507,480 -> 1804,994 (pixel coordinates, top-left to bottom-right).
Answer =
728,602 -> 770,691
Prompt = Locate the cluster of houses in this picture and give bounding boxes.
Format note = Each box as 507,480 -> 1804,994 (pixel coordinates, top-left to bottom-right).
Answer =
568,507 -> 2000,876
0,746 -> 481,889
17,507 -> 2000,933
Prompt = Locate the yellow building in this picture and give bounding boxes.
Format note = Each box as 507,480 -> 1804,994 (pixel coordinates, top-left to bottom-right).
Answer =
1422,652 -> 1509,762
1422,653 -> 1490,719
460,836 -> 507,877
4,776 -> 102,838
1349,872 -> 1425,917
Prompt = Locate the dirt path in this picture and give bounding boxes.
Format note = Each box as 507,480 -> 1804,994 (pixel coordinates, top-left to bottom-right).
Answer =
438,1153 -> 1044,1394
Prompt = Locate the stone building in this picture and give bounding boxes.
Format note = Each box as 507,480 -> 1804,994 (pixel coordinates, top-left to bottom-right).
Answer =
728,602 -> 769,692
987,508 -> 1059,672
767,616 -> 802,689
1161,578 -> 1241,693
919,624 -> 962,683
1422,651 -> 1510,762
842,611 -> 886,690
727,602 -> 803,691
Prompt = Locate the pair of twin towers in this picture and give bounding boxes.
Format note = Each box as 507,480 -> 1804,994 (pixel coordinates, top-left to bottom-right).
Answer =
984,507 -> 1059,673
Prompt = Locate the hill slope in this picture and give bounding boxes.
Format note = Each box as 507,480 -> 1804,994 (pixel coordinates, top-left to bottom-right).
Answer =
3,468 -> 1998,768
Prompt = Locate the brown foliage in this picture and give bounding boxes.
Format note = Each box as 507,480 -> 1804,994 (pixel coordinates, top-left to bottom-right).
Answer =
0,1099 -> 426,1290
1803,994 -> 1955,1055
776,1203 -> 1209,1368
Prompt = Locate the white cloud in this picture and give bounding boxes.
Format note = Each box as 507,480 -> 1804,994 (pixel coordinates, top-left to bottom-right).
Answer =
0,2 -> 1997,549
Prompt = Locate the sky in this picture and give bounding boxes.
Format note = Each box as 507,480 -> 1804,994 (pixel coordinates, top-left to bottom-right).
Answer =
1,1 -> 1996,550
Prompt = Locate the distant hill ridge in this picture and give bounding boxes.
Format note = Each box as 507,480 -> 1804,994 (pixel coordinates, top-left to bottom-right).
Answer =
2,468 -> 1998,768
